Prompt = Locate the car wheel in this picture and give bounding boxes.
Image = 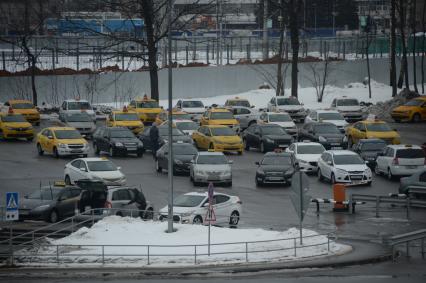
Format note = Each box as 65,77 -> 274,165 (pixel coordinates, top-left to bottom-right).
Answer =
229,211 -> 240,227
209,143 -> 214,151
37,143 -> 44,156
331,173 -> 336,184
193,215 -> 203,225
260,142 -> 266,153
255,177 -> 263,187
94,143 -> 100,155
65,175 -> 71,185
156,159 -> 162,172
53,147 -> 60,158
367,181 -> 372,186
144,208 -> 154,220
243,139 -> 249,150
137,151 -> 143,157
317,168 -> 324,181
374,165 -> 381,175
387,168 -> 394,180
412,113 -> 421,123
48,210 -> 59,223
109,146 -> 115,157
159,215 -> 165,222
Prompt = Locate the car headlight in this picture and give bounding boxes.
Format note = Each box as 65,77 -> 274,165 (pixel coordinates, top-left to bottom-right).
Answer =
174,159 -> 183,165
115,142 -> 124,147
264,137 -> 274,143
364,168 -> 372,175
299,159 -> 308,164
257,168 -> 265,175
221,171 -> 231,176
138,141 -> 144,147
195,169 -> 205,175
58,143 -> 67,148
6,126 -> 15,130
318,136 -> 327,142
335,168 -> 348,175
285,169 -> 295,175
343,136 -> 348,142
33,204 -> 50,211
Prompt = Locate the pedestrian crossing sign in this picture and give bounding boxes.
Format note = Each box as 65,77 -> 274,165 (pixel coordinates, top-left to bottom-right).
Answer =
5,192 -> 19,221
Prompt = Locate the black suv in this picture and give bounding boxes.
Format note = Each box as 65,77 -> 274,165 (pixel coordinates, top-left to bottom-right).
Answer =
298,122 -> 348,150
255,151 -> 296,186
353,139 -> 387,169
93,126 -> 144,157
242,124 -> 294,153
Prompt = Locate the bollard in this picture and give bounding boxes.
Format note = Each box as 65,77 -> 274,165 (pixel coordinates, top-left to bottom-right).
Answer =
333,184 -> 348,212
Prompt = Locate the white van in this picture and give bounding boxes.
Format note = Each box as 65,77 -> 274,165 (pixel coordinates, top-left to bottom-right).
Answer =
59,99 -> 96,120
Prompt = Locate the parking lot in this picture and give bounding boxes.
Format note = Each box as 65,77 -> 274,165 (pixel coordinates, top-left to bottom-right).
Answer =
1,118 -> 426,240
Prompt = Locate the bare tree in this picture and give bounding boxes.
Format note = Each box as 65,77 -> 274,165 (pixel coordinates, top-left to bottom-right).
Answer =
390,0 -> 397,97
251,63 -> 290,96
288,0 -> 303,98
421,0 -> 425,94
396,0 -> 410,90
305,50 -> 333,103
410,0 -> 418,93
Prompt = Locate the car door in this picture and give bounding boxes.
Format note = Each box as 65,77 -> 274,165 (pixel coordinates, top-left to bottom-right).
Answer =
140,128 -> 152,150
55,189 -> 76,218
111,189 -> 131,215
254,125 -> 262,148
97,128 -> 108,152
213,194 -> 232,224
68,159 -> 81,183
244,124 -> 254,147
45,129 -> 55,153
421,102 -> 426,120
377,147 -> 391,172
306,111 -> 317,123
200,111 -> 209,126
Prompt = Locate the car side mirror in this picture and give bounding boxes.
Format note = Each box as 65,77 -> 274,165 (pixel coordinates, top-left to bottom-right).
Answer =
393,129 -> 398,132
327,161 -> 332,165
190,160 -> 194,163
117,166 -> 122,170
202,202 -> 209,207
254,131 -> 260,135
228,160 -> 234,164
255,161 -> 260,165
48,135 -> 53,139
79,167 -> 87,172
251,105 -> 255,108
365,161 -> 369,164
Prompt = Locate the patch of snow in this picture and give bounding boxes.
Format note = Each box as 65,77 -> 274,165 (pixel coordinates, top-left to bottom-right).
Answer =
16,216 -> 351,267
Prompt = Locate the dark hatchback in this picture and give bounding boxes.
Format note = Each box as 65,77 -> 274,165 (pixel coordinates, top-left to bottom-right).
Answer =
255,151 -> 296,186
243,124 -> 294,153
155,142 -> 198,175
93,126 -> 144,157
353,139 -> 387,169
20,185 -> 82,223
138,126 -> 193,151
298,122 -> 348,150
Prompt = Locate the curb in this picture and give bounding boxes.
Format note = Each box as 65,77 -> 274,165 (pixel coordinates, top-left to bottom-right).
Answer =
0,239 -> 393,279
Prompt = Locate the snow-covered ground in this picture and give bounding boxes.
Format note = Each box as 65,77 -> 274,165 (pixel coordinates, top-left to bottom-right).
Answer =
15,216 -> 351,267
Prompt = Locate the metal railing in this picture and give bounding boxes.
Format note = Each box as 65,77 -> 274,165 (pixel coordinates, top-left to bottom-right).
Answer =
383,229 -> 426,261
3,232 -> 335,266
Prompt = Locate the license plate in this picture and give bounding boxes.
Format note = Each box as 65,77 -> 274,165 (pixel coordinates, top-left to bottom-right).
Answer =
71,150 -> 82,153
351,176 -> 362,180
268,177 -> 283,181
19,210 -> 29,215
406,165 -> 417,169
331,147 -> 343,150
331,143 -> 340,146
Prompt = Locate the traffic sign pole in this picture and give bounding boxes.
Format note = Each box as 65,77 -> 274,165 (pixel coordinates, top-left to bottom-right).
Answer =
299,171 -> 303,245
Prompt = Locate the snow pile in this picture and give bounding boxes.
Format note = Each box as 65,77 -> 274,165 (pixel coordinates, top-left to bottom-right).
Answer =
16,216 -> 351,267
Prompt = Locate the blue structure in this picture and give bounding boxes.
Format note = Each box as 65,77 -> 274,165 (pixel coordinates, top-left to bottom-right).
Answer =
46,18 -> 144,37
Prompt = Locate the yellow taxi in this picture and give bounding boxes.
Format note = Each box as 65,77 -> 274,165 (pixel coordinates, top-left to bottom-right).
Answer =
106,107 -> 144,134
36,127 -> 89,158
200,108 -> 240,132
192,125 -> 243,154
4,100 -> 40,125
128,95 -> 162,124
155,110 -> 193,125
0,113 -> 34,141
391,96 -> 426,122
346,118 -> 400,147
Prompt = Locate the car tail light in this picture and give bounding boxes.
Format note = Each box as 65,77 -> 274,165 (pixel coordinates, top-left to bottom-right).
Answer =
392,158 -> 399,165
104,201 -> 112,209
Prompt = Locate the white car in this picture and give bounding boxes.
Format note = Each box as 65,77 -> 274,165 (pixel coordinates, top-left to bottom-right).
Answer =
161,119 -> 199,136
175,99 -> 206,120
59,99 -> 96,120
266,96 -> 307,122
158,192 -> 242,227
230,106 -> 259,130
64,157 -> 126,186
286,142 -> 325,173
190,152 -> 233,187
305,110 -> 348,133
258,112 -> 298,136
375,144 -> 426,179
330,97 -> 365,122
317,150 -> 372,185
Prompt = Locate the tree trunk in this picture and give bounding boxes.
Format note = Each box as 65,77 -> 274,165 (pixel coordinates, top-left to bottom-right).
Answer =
141,0 -> 159,101
411,0 -> 418,93
397,0 -> 409,90
421,0 -> 425,94
366,35 -> 372,99
390,0 -> 397,97
276,0 -> 285,96
289,0 -> 301,98
23,0 -> 37,106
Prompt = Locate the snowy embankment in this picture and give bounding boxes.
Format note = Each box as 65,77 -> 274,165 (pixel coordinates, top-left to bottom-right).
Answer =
17,216 -> 351,267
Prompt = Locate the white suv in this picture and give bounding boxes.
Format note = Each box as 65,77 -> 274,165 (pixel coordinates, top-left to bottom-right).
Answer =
266,96 -> 307,122
175,99 -> 205,120
60,99 -> 96,121
305,110 -> 348,133
317,150 -> 372,185
375,144 -> 426,179
331,97 -> 364,122
286,142 -> 325,173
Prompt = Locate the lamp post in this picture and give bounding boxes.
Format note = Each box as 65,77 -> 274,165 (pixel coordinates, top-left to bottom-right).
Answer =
167,0 -> 174,234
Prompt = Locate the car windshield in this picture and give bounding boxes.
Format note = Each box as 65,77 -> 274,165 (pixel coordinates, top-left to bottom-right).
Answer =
159,127 -> 184,136
110,129 -> 135,138
87,161 -> 117,171
2,115 -> 27,122
261,156 -> 292,165
65,113 -> 92,122
27,189 -> 61,200
360,142 -> 387,151
174,144 -> 198,155
11,103 -> 34,109
297,145 -> 325,154
366,123 -> 393,132
318,113 -> 344,120
396,149 -> 426,158
174,194 -> 205,207
333,155 -> 365,165
261,126 -> 286,135
314,124 -> 340,134
197,155 -> 228,164
68,102 -> 92,110
115,113 -> 139,121
269,114 -> 292,122
210,111 -> 234,120
404,99 -> 424,106
337,99 -> 359,106
176,122 -> 198,131
136,101 -> 159,108
227,100 -> 250,107
182,101 -> 204,108
54,130 -> 82,139
211,127 -> 236,136
277,98 -> 300,106
173,113 -> 193,120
